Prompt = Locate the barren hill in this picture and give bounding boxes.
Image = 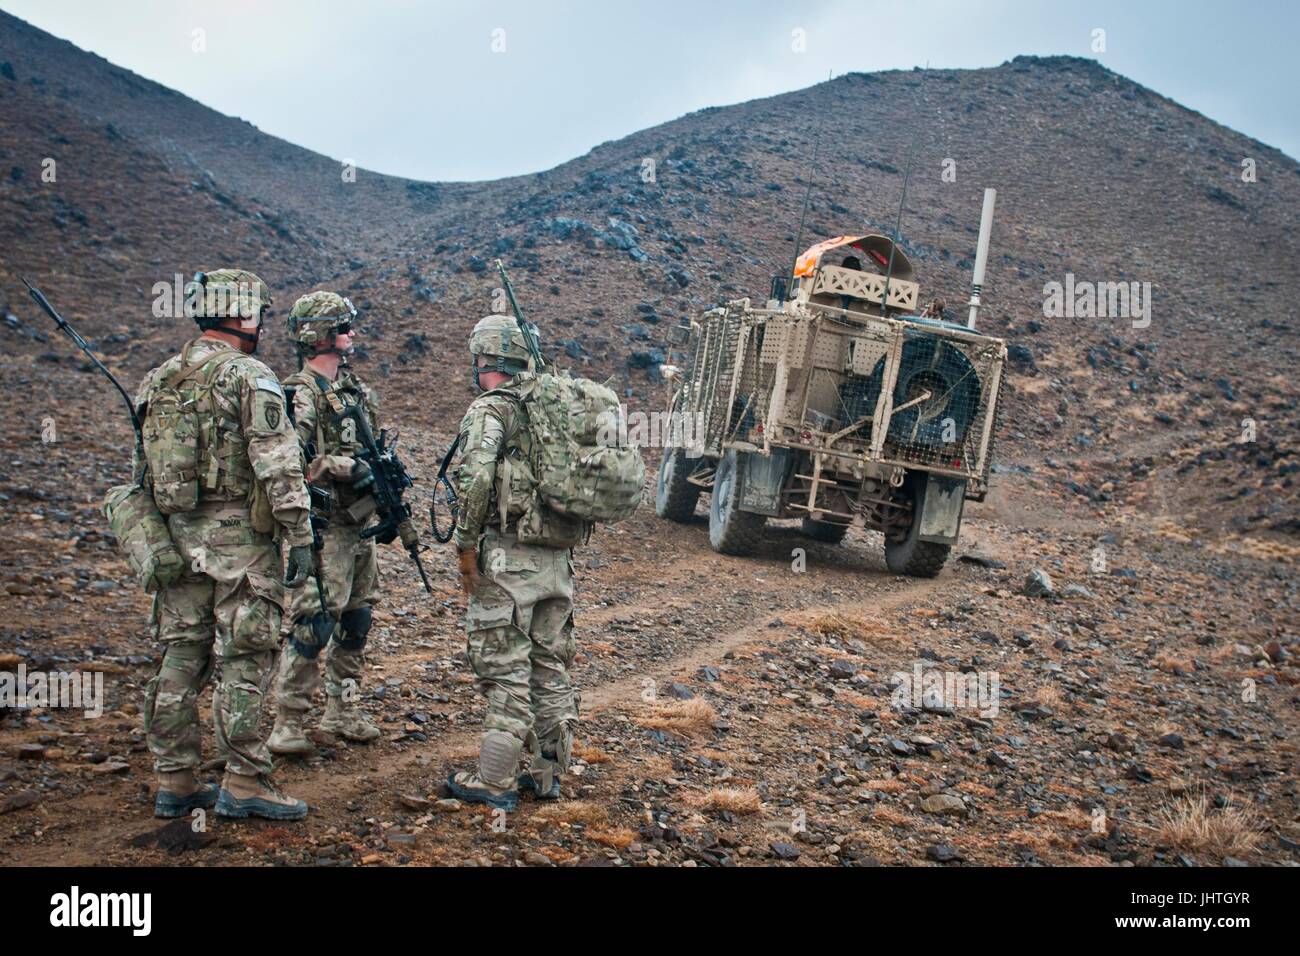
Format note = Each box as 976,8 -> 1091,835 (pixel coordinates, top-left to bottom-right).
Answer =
0,12 -> 1296,868
3,9 -> 1297,536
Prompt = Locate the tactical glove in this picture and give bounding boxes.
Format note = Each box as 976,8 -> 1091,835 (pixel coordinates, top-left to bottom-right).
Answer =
285,544 -> 316,588
350,459 -> 375,492
457,547 -> 481,597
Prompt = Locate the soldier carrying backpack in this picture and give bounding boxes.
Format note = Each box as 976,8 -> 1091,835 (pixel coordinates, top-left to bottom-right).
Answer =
445,288 -> 644,811
124,269 -> 315,821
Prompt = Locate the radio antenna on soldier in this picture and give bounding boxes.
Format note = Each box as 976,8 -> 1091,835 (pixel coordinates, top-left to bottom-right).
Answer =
879,62 -> 929,317
23,278 -> 143,449
787,70 -> 834,289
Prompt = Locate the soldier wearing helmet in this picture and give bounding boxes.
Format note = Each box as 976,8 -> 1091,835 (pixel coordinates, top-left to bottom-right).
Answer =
445,312 -> 586,812
135,268 -> 313,821
269,291 -> 383,753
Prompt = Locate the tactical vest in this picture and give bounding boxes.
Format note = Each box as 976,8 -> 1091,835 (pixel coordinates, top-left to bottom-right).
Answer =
141,341 -> 250,514
284,370 -> 376,510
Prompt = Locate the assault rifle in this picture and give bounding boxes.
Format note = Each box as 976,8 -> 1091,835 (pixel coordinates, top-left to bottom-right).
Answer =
334,403 -> 432,592
300,440 -> 339,642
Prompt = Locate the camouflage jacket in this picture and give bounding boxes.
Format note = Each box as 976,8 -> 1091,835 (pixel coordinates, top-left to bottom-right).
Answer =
135,336 -> 313,547
282,366 -> 380,519
453,378 -> 584,551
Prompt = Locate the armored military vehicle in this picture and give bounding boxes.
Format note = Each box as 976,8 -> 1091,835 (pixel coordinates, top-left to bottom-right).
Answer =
655,191 -> 1007,577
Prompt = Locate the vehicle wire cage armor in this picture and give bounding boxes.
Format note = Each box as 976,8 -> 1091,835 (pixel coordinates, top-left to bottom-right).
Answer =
675,298 -> 1005,501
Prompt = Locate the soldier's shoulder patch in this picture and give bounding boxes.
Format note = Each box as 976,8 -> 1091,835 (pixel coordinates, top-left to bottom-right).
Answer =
264,402 -> 282,430
255,377 -> 284,398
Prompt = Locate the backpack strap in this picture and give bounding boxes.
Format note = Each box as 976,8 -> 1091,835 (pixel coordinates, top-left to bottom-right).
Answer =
173,346 -> 246,491
290,374 -> 329,458
165,342 -> 242,393
478,389 -> 532,530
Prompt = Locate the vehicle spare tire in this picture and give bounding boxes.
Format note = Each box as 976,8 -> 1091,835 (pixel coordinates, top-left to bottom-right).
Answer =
841,333 -> 981,448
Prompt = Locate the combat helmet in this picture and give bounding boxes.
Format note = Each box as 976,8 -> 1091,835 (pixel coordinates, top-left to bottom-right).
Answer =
187,269 -> 272,344
287,291 -> 358,362
469,313 -> 539,389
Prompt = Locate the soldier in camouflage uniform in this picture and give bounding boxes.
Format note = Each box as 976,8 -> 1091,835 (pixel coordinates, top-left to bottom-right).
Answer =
446,315 -> 586,812
136,269 -> 312,821
269,292 -> 382,753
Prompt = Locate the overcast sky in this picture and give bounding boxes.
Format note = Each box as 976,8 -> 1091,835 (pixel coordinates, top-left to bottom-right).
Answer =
5,0 -> 1296,181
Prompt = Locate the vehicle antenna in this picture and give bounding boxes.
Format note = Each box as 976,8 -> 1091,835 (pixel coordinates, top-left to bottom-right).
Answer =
879,62 -> 930,317
788,70 -> 834,289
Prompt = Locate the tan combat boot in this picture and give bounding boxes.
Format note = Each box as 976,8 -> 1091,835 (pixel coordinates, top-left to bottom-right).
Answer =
154,769 -> 218,818
268,711 -> 313,755
319,695 -> 380,742
215,771 -> 308,821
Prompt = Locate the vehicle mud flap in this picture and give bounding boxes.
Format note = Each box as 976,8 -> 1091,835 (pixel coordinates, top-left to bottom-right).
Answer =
738,448 -> 791,517
917,476 -> 966,544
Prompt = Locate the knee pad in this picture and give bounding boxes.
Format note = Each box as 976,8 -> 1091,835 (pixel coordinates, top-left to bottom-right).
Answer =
288,606 -> 336,659
289,627 -> 325,661
336,606 -> 373,651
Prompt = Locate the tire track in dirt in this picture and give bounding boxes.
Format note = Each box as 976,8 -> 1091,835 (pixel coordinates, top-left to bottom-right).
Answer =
7,529 -> 948,865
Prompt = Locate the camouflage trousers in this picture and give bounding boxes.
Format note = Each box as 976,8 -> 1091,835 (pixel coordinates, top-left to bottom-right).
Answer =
466,527 -> 578,754
144,504 -> 283,777
274,520 -> 378,714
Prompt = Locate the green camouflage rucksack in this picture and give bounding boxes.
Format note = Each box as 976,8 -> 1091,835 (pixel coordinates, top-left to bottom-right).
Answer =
517,372 -> 645,523
103,482 -> 184,593
141,344 -> 243,514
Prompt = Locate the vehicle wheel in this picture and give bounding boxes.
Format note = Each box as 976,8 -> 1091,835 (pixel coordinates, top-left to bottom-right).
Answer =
884,477 -> 951,577
655,446 -> 701,522
708,451 -> 766,555
801,517 -> 848,544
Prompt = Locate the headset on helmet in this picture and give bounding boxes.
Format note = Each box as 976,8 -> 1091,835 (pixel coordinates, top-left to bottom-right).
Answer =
185,269 -> 272,346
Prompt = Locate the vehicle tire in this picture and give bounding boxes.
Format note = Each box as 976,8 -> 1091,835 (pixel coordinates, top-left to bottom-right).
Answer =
708,451 -> 766,555
884,477 -> 951,577
801,517 -> 849,544
655,446 -> 701,522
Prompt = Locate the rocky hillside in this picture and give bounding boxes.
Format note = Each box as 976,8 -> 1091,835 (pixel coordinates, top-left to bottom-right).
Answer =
0,12 -> 1297,871
2,11 -> 1296,546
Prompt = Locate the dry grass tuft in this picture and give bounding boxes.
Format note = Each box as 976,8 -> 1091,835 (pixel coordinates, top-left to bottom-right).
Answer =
804,612 -> 900,644
587,827 -> 637,850
863,778 -> 909,793
684,786 -> 763,815
528,800 -> 608,828
638,698 -> 718,737
1033,684 -> 1063,709
870,806 -> 917,827
1157,792 -> 1262,857
1209,642 -> 1241,663
1037,807 -> 1094,830
836,690 -> 880,710
634,753 -> 674,778
573,743 -> 611,765
1153,652 -> 1195,675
